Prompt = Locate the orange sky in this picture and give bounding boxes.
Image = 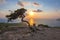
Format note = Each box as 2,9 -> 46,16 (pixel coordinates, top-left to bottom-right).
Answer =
24,9 -> 60,19
0,9 -> 60,19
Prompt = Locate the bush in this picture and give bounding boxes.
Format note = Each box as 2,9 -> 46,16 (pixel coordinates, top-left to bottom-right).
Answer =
43,25 -> 49,28
38,24 -> 50,28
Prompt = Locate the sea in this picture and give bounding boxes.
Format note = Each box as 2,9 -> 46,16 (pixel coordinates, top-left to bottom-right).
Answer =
35,19 -> 60,27
0,18 -> 60,27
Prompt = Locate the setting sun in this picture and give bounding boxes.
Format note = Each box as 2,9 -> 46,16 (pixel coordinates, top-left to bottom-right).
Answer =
29,11 -> 34,16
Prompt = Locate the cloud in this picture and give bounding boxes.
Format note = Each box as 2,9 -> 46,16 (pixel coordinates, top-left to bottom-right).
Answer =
17,1 -> 41,7
17,1 -> 24,7
33,9 -> 42,12
33,2 -> 40,7
0,0 -> 6,5
17,1 -> 30,7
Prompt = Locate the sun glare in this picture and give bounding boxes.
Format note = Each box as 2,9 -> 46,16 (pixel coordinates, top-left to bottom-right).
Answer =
29,11 -> 34,16
26,10 -> 35,26
29,18 -> 35,26
28,11 -> 35,26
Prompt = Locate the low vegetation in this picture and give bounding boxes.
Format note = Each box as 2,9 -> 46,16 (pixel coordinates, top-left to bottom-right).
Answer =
38,24 -> 50,28
0,23 -> 27,32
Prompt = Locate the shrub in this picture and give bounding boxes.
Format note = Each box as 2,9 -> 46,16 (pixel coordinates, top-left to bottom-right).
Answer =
38,24 -> 50,28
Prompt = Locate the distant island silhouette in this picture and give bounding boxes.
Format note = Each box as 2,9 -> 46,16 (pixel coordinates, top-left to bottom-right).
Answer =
56,18 -> 60,21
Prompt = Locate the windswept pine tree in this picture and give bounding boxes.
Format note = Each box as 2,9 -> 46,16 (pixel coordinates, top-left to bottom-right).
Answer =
6,8 -> 27,22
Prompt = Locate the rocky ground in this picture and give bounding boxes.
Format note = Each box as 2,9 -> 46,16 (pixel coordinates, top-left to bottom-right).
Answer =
0,26 -> 60,40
